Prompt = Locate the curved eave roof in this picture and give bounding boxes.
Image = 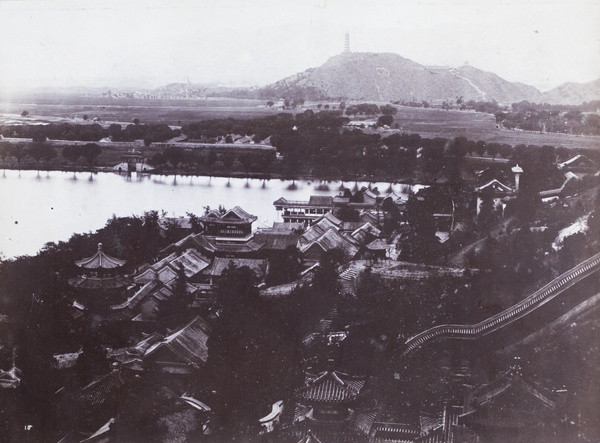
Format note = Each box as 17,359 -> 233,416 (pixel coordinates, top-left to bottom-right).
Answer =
75,243 -> 127,269
68,275 -> 131,289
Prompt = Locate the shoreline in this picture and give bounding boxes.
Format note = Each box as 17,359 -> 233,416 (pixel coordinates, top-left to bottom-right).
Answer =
0,164 -> 418,185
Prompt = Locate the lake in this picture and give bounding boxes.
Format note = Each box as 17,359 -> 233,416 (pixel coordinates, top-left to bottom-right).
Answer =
0,170 -> 418,259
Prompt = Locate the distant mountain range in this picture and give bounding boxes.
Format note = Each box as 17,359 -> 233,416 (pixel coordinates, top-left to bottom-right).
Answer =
201,52 -> 600,106
540,78 -> 600,105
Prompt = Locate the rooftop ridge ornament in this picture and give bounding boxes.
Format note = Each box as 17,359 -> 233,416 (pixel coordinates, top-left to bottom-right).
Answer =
74,242 -> 127,270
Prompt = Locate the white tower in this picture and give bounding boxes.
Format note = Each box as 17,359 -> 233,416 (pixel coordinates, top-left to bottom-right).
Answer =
512,164 -> 523,191
344,33 -> 350,53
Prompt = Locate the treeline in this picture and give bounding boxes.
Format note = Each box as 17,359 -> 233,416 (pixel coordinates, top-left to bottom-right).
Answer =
147,146 -> 276,174
0,142 -> 102,170
154,110 -> 599,183
0,122 -> 180,144
182,110 -> 349,140
495,100 -> 600,135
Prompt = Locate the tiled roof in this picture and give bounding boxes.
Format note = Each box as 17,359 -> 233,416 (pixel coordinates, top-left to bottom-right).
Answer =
366,239 -> 390,251
463,366 -> 557,414
209,257 -> 269,279
297,430 -> 325,443
274,196 -> 334,208
227,206 -> 257,221
254,230 -> 300,250
299,371 -> 367,403
341,221 -> 365,232
74,243 -> 126,269
299,217 -> 342,245
350,222 -> 381,243
80,418 -> 115,443
316,212 -> 343,226
271,222 -> 304,231
474,179 -> 513,194
200,206 -> 257,223
0,366 -> 21,388
308,196 -> 334,206
359,212 -> 379,225
144,316 -> 212,366
80,370 -> 129,406
171,250 -> 211,276
352,410 -> 378,435
110,280 -> 166,312
132,333 -> 163,355
558,154 -> 598,169
134,249 -> 209,286
300,228 -> 359,259
68,275 -> 131,290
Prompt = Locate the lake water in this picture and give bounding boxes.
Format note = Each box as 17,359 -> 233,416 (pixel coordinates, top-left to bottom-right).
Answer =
0,170 -> 416,259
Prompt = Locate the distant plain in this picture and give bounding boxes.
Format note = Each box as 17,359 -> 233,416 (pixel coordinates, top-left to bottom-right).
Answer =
0,95 -> 599,150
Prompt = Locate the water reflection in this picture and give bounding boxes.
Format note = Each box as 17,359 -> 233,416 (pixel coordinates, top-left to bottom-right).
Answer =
0,170 -> 420,259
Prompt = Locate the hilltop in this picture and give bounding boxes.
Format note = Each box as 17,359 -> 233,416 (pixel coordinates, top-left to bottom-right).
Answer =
203,52 -> 596,106
253,52 -> 543,104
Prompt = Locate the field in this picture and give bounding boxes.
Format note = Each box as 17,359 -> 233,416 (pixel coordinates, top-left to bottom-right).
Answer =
0,95 -> 279,125
1,94 -> 599,150
388,106 -> 600,150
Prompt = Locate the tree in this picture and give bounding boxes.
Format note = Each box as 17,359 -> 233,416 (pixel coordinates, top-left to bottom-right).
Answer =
505,170 -> 541,222
206,263 -> 299,435
336,205 -> 360,222
42,145 -> 57,170
266,245 -> 303,286
76,333 -> 110,385
182,212 -> 201,234
27,143 -> 46,171
486,142 -> 499,159
477,187 -> 499,233
9,144 -> 27,170
222,153 -> 235,171
377,114 -> 394,127
475,140 -> 486,157
62,145 -> 82,174
21,110 -> 29,117
380,104 -> 398,115
400,192 -> 441,263
240,153 -> 254,172
266,100 -> 274,108
156,264 -> 193,330
0,142 -> 10,170
82,143 -> 102,169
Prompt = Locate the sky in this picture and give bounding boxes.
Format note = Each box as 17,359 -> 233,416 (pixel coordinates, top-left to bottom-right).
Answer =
0,0 -> 599,92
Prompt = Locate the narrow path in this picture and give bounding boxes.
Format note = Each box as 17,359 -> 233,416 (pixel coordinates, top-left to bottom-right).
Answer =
454,74 -> 488,100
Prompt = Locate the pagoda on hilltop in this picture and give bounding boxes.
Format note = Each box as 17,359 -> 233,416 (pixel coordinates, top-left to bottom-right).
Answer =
69,243 -> 131,309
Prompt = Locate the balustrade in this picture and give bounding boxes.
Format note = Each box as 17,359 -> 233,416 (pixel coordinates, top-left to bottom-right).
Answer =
402,253 -> 600,356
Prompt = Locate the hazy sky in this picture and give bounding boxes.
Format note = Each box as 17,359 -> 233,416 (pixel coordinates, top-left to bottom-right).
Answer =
1,0 -> 599,91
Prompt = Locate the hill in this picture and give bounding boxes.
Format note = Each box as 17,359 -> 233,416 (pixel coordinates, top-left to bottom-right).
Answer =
541,78 -> 600,105
253,52 -> 544,104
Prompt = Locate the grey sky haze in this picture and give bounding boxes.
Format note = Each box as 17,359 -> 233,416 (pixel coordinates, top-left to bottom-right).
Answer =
1,0 -> 599,92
